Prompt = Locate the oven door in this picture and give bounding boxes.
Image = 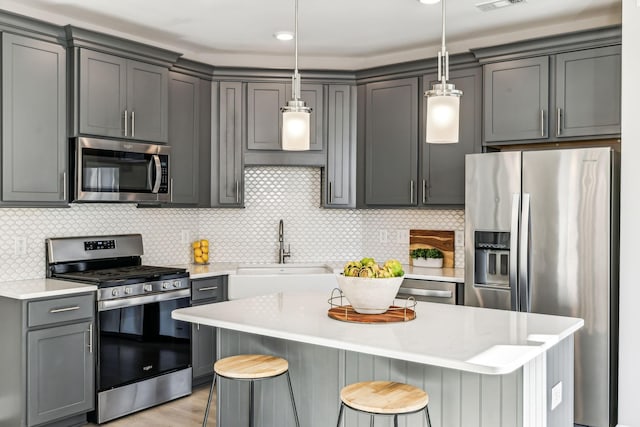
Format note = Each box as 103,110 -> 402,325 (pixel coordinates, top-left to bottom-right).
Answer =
75,137 -> 170,202
97,289 -> 191,392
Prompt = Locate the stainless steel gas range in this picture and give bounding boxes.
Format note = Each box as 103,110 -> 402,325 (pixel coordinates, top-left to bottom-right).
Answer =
46,234 -> 191,424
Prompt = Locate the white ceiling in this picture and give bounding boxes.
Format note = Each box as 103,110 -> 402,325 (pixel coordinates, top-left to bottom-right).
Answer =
1,0 -> 621,70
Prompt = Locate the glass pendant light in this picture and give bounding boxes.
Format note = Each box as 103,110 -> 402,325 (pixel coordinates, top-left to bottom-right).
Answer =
281,0 -> 311,151
425,0 -> 462,143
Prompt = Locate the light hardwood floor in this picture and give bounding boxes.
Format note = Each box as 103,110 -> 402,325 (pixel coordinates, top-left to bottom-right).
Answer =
84,385 -> 215,427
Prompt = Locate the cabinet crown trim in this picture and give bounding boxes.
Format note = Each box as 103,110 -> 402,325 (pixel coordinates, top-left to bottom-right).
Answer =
471,25 -> 621,64
66,25 -> 182,67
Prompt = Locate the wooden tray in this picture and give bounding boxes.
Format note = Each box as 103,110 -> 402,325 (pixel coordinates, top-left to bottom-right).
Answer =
328,305 -> 416,323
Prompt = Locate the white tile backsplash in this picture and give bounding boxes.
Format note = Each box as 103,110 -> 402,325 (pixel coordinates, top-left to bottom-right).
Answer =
0,166 -> 464,282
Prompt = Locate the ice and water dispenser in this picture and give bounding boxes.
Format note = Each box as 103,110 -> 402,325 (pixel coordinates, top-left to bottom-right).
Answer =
474,231 -> 510,287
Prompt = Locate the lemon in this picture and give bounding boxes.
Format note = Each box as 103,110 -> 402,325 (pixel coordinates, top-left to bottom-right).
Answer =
192,241 -> 201,249
194,248 -> 203,257
200,239 -> 209,247
202,253 -> 209,262
202,246 -> 209,254
194,256 -> 204,264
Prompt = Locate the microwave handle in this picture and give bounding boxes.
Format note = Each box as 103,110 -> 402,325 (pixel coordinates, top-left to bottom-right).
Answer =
151,155 -> 162,194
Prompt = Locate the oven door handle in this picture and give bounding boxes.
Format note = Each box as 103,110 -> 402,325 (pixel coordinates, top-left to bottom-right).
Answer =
151,154 -> 162,194
398,288 -> 453,298
98,289 -> 190,312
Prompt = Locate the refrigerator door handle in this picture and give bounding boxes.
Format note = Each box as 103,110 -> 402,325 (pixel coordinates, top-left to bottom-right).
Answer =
519,193 -> 531,312
509,193 -> 520,311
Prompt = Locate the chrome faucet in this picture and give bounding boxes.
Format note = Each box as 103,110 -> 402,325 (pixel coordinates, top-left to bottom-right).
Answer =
278,219 -> 291,264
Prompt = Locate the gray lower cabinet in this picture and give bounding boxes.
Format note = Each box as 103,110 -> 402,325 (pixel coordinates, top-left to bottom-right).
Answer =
191,276 -> 227,384
483,56 -> 549,143
168,72 -> 200,204
1,33 -> 67,205
362,77 -> 419,207
78,48 -> 168,143
555,45 -> 621,138
27,321 -> 94,426
325,85 -> 356,208
420,68 -> 482,206
0,293 -> 95,427
215,81 -> 244,207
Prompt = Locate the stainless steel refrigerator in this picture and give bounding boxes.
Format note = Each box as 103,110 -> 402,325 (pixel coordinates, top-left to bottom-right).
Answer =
464,147 -> 619,427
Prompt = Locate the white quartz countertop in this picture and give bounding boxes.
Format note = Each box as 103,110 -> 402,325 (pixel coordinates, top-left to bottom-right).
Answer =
174,262 -> 464,283
0,278 -> 97,300
172,291 -> 583,375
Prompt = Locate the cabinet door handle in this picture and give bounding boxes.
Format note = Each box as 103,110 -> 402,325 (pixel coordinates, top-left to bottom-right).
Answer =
62,172 -> 67,201
131,111 -> 136,138
410,180 -> 415,204
328,181 -> 333,203
87,323 -> 93,353
50,306 -> 80,313
422,179 -> 427,204
124,109 -> 128,136
170,178 -> 174,203
235,181 -> 240,204
556,108 -> 562,136
198,286 -> 218,291
540,109 -> 545,137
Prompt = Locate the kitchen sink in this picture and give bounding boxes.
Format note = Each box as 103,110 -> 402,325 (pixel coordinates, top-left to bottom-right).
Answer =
236,264 -> 335,275
229,264 -> 339,299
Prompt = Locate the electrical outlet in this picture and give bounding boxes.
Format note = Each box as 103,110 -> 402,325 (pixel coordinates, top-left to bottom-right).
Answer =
180,230 -> 190,245
455,230 -> 464,247
396,229 -> 409,244
14,237 -> 26,256
378,230 -> 388,243
551,381 -> 562,410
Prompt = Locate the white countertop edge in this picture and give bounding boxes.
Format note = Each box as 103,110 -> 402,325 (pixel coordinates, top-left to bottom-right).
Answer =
0,279 -> 97,300
172,310 -> 580,376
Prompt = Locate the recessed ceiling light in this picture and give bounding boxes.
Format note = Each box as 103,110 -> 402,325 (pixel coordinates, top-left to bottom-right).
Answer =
417,0 -> 441,4
274,31 -> 294,41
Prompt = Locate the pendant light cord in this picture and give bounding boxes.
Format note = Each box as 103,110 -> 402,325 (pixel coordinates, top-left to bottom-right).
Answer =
293,0 -> 300,100
439,0 -> 449,85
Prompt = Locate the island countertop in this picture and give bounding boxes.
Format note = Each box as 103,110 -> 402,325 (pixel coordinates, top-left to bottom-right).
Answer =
172,290 -> 583,375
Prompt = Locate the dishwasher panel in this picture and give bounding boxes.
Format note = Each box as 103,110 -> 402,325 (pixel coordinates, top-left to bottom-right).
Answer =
397,279 -> 458,305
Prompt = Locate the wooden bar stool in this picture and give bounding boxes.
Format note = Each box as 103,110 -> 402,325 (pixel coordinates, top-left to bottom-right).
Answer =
202,354 -> 300,427
336,381 -> 432,427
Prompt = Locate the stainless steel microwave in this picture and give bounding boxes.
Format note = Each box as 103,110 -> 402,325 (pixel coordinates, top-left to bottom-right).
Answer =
72,137 -> 171,202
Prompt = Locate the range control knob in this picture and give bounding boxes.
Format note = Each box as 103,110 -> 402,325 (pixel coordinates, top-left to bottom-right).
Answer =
143,284 -> 153,292
173,280 -> 181,288
111,288 -> 120,297
162,281 -> 171,290
124,287 -> 133,295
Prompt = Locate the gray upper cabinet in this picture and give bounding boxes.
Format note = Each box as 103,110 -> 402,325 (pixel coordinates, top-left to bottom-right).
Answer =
363,77 -> 419,206
246,82 -> 285,150
555,45 -> 621,138
78,49 -> 168,143
217,81 -> 244,206
483,56 -> 549,143
421,68 -> 482,206
168,72 -> 200,204
1,33 -> 67,205
325,85 -> 355,208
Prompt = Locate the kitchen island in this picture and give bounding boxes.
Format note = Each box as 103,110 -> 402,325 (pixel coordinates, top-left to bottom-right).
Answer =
172,291 -> 583,427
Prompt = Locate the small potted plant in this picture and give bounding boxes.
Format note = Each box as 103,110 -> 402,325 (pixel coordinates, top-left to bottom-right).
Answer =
410,248 -> 444,268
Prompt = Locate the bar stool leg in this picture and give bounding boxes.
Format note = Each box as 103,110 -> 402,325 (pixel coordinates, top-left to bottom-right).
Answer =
370,414 -> 374,427
393,414 -> 399,427
202,373 -> 217,427
336,403 -> 345,427
249,379 -> 255,427
285,371 -> 300,427
424,406 -> 432,427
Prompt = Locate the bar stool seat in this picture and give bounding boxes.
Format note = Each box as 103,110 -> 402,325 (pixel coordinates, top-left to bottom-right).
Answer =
203,354 -> 300,427
336,381 -> 431,426
214,354 -> 289,379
